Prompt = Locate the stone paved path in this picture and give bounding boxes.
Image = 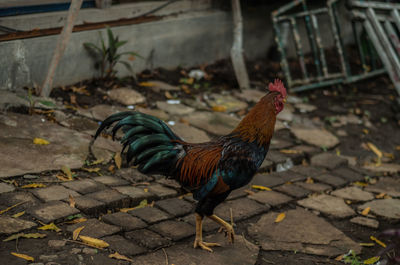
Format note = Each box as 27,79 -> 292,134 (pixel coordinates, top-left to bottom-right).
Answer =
0,86 -> 399,265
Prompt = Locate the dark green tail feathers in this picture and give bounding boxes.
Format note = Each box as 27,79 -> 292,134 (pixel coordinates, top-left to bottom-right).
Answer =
94,111 -> 183,174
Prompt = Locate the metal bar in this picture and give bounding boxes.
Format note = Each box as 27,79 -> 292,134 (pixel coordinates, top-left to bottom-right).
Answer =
273,17 -> 293,87
367,8 -> 400,74
349,0 -> 400,10
384,20 -> 400,55
275,7 -> 327,22
352,9 -> 395,23
272,0 -> 303,17
364,19 -> 400,95
290,78 -> 344,92
345,68 -> 387,83
352,20 -> 368,73
392,10 -> 400,34
290,17 -> 309,80
291,73 -> 343,86
310,14 -> 328,77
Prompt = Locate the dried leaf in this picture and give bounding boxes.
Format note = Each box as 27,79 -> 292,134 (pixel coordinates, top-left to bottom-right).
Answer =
305,177 -> 314,184
164,91 -> 173,99
360,242 -> 375,247
81,167 -> 100,173
56,174 -> 71,182
353,181 -> 368,187
33,137 -> 50,145
0,201 -> 25,215
61,165 -> 73,179
334,254 -> 344,261
251,185 -> 271,191
65,217 -> 87,224
120,199 -> 148,212
22,233 -> 47,239
370,236 -> 386,248
375,193 -> 386,199
143,188 -> 148,192
79,235 -> 109,248
38,222 -> 61,232
361,207 -> 371,216
69,195 -> 76,208
11,252 -> 34,261
181,85 -> 191,94
70,94 -> 77,105
396,145 -> 400,151
12,211 -> 25,218
275,213 -> 286,223
363,129 -> 369,135
363,256 -> 380,264
212,105 -> 227,112
280,149 -> 300,154
367,142 -> 382,165
109,252 -> 133,262
88,159 -> 104,166
114,153 -> 122,169
21,183 -> 46,189
73,226 -> 85,241
138,82 -> 154,87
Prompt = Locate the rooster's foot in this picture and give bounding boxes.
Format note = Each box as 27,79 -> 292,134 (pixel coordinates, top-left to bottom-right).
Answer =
218,224 -> 235,243
193,240 -> 221,252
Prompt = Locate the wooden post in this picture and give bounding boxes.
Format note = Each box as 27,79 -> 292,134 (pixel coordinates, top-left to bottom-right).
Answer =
40,0 -> 83,97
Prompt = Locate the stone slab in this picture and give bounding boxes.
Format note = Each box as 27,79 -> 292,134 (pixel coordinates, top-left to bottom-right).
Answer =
131,233 -> 258,265
115,168 -> 153,184
67,218 -> 121,238
206,93 -> 248,113
108,87 -> 145,105
359,199 -> 400,219
0,191 -> 38,207
102,235 -> 147,256
128,206 -> 170,224
248,208 -> 361,256
291,126 -> 339,148
72,196 -> 105,215
0,113 -> 90,178
275,184 -> 311,198
294,182 -> 332,193
331,167 -> 364,182
155,198 -> 194,217
214,198 -> 269,222
290,165 -> 325,178
350,217 -> 379,229
149,220 -> 194,241
185,111 -> 240,136
32,185 -> 80,202
297,194 -> 355,218
0,216 -> 37,234
28,201 -> 80,223
363,163 -> 400,174
365,177 -> 400,197
92,175 -> 129,187
331,186 -> 374,201
77,104 -> 127,121
274,170 -> 307,182
114,186 -> 155,204
248,191 -> 292,207
146,183 -> 177,199
61,179 -> 106,194
170,122 -> 210,143
102,212 -> 147,231
87,189 -> 130,209
156,101 -> 195,116
313,173 -> 347,187
234,89 -> 266,103
311,153 -> 348,170
183,214 -> 220,232
0,182 -> 15,193
125,229 -> 171,249
250,173 -> 285,188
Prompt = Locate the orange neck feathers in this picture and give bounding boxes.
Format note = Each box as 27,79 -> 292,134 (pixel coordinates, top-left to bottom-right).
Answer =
232,93 -> 277,147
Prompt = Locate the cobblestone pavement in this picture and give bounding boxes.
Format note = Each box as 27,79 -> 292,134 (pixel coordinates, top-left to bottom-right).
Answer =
0,84 -> 399,265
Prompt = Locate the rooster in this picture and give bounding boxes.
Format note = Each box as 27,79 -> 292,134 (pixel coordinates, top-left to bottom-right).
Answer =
94,79 -> 287,252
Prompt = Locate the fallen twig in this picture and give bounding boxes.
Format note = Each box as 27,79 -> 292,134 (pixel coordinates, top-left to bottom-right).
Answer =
162,248 -> 169,265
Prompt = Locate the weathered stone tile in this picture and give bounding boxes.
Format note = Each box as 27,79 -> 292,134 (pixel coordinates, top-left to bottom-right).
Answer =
311,153 -> 348,170
0,183 -> 15,193
155,198 -> 194,217
234,88 -> 266,103
215,198 -> 269,222
125,229 -> 171,249
275,184 -> 311,198
102,235 -> 147,256
294,182 -> 332,193
290,126 -> 340,149
102,212 -> 146,231
297,194 -> 355,218
32,185 -> 80,202
92,175 -> 129,187
91,136 -> 122,163
150,220 -> 194,241
156,101 -> 195,116
363,163 -> 400,174
67,219 -> 121,238
115,168 -> 153,184
86,189 -> 130,208
113,186 -> 155,204
250,173 -> 285,188
28,201 -> 80,223
266,150 -> 288,164
291,165 -> 326,178
313,173 -> 347,187
128,207 -> 170,224
365,177 -> 400,197
182,214 -> 220,232
184,111 -> 240,136
227,186 -> 250,200
270,138 -> 293,150
350,217 -> 379,229
155,178 -> 181,189
359,199 -> 400,219
108,87 -> 145,106
206,93 -> 248,113
72,196 -> 105,215
248,191 -> 292,207
130,233 -> 259,265
248,208 -> 361,256
331,187 -> 374,202
77,104 -> 127,121
146,183 -> 177,199
259,159 -> 274,171
0,216 -> 36,234
331,167 -> 364,182
62,179 -> 106,194
170,122 -> 210,143
0,191 -> 38,207
291,145 -> 321,157
275,170 -> 307,182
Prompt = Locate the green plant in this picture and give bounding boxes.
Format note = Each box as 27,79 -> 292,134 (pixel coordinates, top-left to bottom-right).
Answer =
83,27 -> 140,80
343,250 -> 363,265
19,87 -> 55,115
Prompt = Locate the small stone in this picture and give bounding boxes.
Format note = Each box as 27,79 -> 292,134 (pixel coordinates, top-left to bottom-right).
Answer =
92,175 -> 129,187
170,122 -> 210,143
277,107 -> 293,122
114,186 -> 155,204
146,183 -> 177,199
331,186 -> 374,201
48,240 -> 66,249
331,167 -> 364,182
156,198 -> 194,217
32,185 -> 80,202
115,168 -> 153,184
67,219 -> 121,238
363,163 -> 400,174
215,198 -> 269,222
136,107 -> 169,121
108,87 -> 145,105
250,173 -> 285,188
28,201 -> 80,223
150,220 -> 194,241
291,126 -> 340,148
311,153 -> 348,170
86,189 -> 130,209
185,111 -> 240,136
72,196 -> 105,215
248,191 -> 292,207
82,247 -> 98,255
294,182 -> 332,193
125,229 -> 171,249
102,212 -> 146,231
40,255 -> 58,262
234,89 -> 266,103
313,173 -> 347,187
128,207 -> 170,224
77,104 -> 127,121
0,216 -> 36,234
102,235 -> 147,256
156,101 -> 195,116
365,177 -> 400,197
295,103 -> 316,113
275,184 -> 310,198
206,93 -> 248,112
291,165 -> 325,178
62,179 -> 106,194
350,217 -> 379,229
0,182 -> 15,193
70,248 -> 81,254
297,194 -> 355,218
359,199 -> 400,219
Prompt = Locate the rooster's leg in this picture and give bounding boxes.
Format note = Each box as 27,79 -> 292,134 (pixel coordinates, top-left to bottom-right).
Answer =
193,213 -> 221,252
208,214 -> 235,243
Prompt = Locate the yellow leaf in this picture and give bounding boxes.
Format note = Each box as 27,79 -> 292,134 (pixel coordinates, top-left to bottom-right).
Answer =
109,252 -> 133,262
79,235 -> 109,248
251,185 -> 271,191
33,137 -> 50,145
360,242 -> 375,247
396,145 -> 400,151
375,193 -> 386,199
361,207 -> 371,216
363,256 -> 380,264
334,254 -> 344,261
138,82 -> 155,87
305,177 -> 314,184
69,195 -> 76,208
212,105 -> 227,112
363,129 -> 369,135
65,217 -> 87,224
11,252 -> 34,261
21,183 -> 46,189
144,188 -> 148,192
4,233 -> 46,242
164,91 -> 173,99
280,149 -> 300,154
370,236 -> 386,248
367,142 -> 382,158
275,213 -> 286,223
353,181 -> 368,187
38,222 -> 61,232
61,165 -> 72,179
120,199 -> 148,212
114,153 -> 122,169
0,201 -> 25,215
88,159 -> 104,165
81,167 -> 100,173
73,226 -> 85,241
12,211 -> 25,218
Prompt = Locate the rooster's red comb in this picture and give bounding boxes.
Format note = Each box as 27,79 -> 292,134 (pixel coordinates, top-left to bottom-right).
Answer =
269,79 -> 287,98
